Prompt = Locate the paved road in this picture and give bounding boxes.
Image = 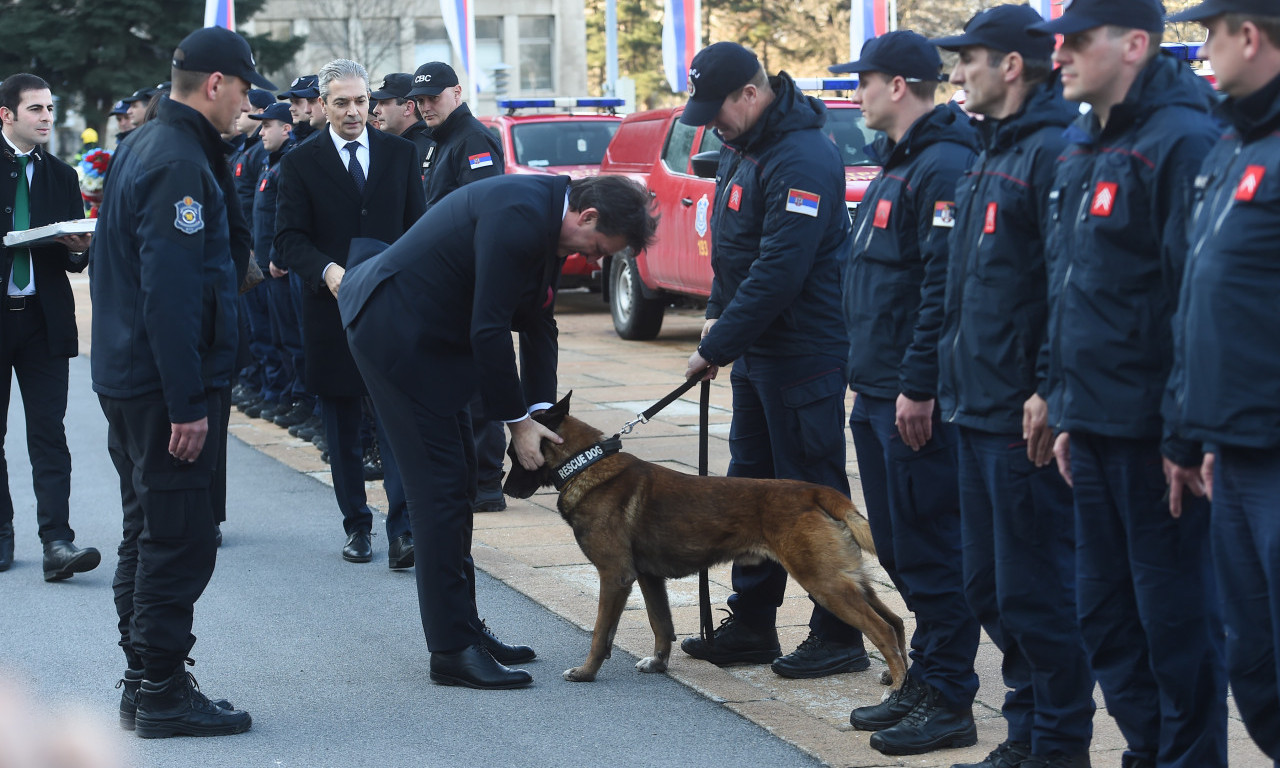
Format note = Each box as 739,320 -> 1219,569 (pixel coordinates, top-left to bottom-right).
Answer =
0,356 -> 823,768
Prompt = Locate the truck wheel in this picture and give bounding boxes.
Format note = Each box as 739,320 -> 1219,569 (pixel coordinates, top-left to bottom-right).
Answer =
610,254 -> 665,340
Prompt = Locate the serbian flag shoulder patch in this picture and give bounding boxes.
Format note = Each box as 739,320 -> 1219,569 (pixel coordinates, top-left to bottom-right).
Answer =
785,188 -> 820,217
468,152 -> 495,170
932,201 -> 956,228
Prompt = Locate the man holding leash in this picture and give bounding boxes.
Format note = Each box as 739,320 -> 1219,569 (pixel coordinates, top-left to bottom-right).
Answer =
676,42 -> 872,682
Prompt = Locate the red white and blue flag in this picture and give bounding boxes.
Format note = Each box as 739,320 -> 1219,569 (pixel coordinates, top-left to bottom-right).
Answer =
1030,0 -> 1064,21
204,0 -> 234,29
785,188 -> 820,218
662,0 -> 701,93
441,0 -> 477,102
849,0 -> 890,59
469,152 -> 494,170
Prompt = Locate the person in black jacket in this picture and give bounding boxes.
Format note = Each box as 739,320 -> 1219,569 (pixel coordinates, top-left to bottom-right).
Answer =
339,174 -> 655,690
673,43 -> 869,683
408,61 -> 511,513
1165,0 -> 1280,761
370,72 -> 435,191
90,26 -> 273,738
834,31 -> 981,756
1030,1 -> 1228,765
0,74 -> 97,579
931,8 -> 1095,768
276,74 -> 320,145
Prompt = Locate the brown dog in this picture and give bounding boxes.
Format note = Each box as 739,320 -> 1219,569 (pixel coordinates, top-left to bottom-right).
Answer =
503,392 -> 908,687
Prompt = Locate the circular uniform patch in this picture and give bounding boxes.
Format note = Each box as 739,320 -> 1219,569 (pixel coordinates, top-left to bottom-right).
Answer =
174,196 -> 204,234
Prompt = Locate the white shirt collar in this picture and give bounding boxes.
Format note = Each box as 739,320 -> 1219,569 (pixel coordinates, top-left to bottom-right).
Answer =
329,125 -> 369,154
1,131 -> 38,158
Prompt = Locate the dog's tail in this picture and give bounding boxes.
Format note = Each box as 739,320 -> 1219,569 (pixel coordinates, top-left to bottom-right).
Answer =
841,504 -> 878,558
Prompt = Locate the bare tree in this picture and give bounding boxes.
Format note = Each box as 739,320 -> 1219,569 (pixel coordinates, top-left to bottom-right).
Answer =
305,0 -> 403,78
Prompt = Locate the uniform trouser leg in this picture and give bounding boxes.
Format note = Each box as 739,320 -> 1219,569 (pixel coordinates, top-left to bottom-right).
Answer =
320,395 -> 371,534
264,275 -> 305,402
243,281 -> 285,402
1070,433 -> 1226,768
210,386 -> 230,525
723,355 -> 863,646
1212,446 -> 1280,762
234,295 -> 261,391
350,341 -> 481,653
958,427 -> 1094,756
848,394 -> 978,709
1,308 -> 73,543
287,271 -> 311,400
102,391 -> 219,681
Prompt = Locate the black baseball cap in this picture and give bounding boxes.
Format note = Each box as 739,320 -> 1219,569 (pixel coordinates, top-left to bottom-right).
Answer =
248,88 -> 275,109
1029,0 -> 1165,36
371,73 -> 414,100
830,30 -> 947,82
679,42 -> 761,126
931,5 -> 1056,59
172,26 -> 276,90
277,74 -> 319,100
109,100 -> 129,115
406,62 -> 460,98
248,102 -> 294,123
122,86 -> 155,104
1167,0 -> 1273,22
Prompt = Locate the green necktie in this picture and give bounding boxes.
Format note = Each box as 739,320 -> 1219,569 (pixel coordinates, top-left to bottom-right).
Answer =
12,156 -> 30,290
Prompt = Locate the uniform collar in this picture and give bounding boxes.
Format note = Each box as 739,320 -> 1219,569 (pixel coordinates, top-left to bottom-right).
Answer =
156,97 -> 237,166
432,102 -> 474,142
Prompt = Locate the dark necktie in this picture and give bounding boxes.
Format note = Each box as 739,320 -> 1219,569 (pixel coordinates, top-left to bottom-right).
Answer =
345,141 -> 365,194
12,156 -> 30,291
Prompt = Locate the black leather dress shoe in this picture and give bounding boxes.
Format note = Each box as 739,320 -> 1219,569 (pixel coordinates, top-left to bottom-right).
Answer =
342,531 -> 372,563
0,521 -> 13,572
479,620 -> 536,664
43,540 -> 101,582
430,644 -> 532,689
388,533 -> 414,570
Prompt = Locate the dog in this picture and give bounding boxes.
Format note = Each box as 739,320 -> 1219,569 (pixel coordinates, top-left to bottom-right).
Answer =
503,392 -> 908,687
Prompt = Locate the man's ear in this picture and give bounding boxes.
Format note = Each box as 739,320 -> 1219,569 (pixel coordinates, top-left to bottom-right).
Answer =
578,208 -> 599,227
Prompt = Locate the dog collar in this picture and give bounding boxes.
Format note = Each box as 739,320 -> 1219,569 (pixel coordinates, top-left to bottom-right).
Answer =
552,435 -> 622,490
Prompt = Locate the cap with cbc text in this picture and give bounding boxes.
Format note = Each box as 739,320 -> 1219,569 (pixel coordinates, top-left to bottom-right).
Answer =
276,74 -> 319,100
248,88 -> 276,110
109,100 -> 130,115
171,27 -> 276,90
406,62 -> 460,98
1029,0 -> 1165,36
1167,0 -> 1274,22
249,102 -> 295,123
829,30 -> 948,82
371,73 -> 414,100
679,42 -> 761,127
931,4 -> 1057,60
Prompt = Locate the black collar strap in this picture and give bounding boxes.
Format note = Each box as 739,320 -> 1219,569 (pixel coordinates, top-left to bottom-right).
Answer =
552,435 -> 623,490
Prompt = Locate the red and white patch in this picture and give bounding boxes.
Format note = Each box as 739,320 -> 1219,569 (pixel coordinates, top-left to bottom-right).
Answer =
1236,165 -> 1266,202
728,184 -> 743,212
873,199 -> 892,229
259,178 -> 268,192
1090,182 -> 1118,217
983,202 -> 997,234
235,162 -> 244,178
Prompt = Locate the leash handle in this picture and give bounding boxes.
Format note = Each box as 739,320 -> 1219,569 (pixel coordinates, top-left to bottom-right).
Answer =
698,378 -> 714,647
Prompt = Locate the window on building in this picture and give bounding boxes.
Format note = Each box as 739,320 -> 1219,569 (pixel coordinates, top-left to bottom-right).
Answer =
263,19 -> 293,41
414,18 -> 452,69
519,17 -> 554,93
476,17 -> 505,92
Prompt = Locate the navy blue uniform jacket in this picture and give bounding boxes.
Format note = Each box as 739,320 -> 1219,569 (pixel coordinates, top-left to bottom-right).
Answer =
251,139 -> 295,268
1168,72 -> 1280,453
697,73 -> 851,367
228,130 -> 266,229
338,175 -> 564,421
90,98 -> 240,424
845,104 -> 979,401
1043,52 -> 1218,454
422,103 -> 504,208
937,77 -> 1079,434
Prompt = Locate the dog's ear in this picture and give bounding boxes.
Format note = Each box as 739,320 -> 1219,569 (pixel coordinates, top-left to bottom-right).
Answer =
533,391 -> 572,432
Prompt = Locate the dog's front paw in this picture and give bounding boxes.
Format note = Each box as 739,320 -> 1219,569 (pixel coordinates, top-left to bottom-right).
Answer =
879,669 -> 893,686
635,656 -> 667,674
563,667 -> 598,682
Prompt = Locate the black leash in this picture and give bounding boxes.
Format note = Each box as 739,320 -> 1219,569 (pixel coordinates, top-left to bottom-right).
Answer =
618,373 -> 704,436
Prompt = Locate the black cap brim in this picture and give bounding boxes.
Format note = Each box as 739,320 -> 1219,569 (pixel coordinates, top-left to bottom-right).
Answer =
828,60 -> 877,74
679,98 -> 723,126
369,89 -> 399,100
1028,13 -> 1106,36
243,71 -> 277,91
1166,0 -> 1229,22
929,32 -> 983,51
405,85 -> 446,98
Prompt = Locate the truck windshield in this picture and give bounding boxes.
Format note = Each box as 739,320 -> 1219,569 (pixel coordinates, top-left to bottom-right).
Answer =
512,122 -> 621,168
825,108 -> 880,167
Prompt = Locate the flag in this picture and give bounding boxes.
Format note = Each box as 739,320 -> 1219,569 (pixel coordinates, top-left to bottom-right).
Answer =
1030,0 -> 1064,20
204,0 -> 234,29
440,0 -> 477,101
662,0 -> 700,93
849,0 -> 890,59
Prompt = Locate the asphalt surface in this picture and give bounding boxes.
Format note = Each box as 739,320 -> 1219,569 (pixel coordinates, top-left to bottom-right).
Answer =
0,356 -> 824,768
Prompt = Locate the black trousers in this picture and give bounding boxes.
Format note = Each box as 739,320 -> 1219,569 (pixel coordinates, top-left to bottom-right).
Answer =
0,300 -> 73,543
103,389 -> 223,681
320,394 -> 408,538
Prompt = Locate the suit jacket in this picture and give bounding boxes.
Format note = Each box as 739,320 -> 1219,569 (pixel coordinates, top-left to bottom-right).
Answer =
1,143 -> 87,358
274,127 -> 426,396
339,175 -> 565,420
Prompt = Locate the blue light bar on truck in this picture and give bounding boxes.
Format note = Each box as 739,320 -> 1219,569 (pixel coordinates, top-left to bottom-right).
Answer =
792,78 -> 859,91
1162,42 -> 1205,60
498,97 -> 627,110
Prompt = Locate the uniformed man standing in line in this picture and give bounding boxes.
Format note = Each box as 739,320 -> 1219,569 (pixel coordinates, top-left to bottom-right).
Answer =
834,31 -> 982,757
1029,1 -> 1228,765
370,73 -> 434,191
408,61 -> 510,513
90,26 -> 274,738
930,7 -> 1096,768
1164,0 -> 1280,762
276,74 -> 320,144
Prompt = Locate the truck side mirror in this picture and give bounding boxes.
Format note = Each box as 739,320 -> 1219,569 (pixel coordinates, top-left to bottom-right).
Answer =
690,151 -> 719,179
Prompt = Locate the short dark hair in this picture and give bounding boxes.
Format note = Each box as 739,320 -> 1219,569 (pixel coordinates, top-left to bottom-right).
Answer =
985,50 -> 1055,85
1224,13 -> 1280,46
0,73 -> 50,115
568,175 -> 658,255
171,68 -> 211,97
871,71 -> 937,102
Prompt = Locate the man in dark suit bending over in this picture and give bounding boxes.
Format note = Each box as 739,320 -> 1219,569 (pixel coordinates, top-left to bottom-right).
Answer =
338,174 -> 656,689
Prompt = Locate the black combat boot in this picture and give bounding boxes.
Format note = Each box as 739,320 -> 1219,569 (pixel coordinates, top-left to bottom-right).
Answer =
134,669 -> 250,738
850,672 -> 926,730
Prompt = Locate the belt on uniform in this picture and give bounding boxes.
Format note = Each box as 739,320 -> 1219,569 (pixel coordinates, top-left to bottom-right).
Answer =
4,295 -> 36,311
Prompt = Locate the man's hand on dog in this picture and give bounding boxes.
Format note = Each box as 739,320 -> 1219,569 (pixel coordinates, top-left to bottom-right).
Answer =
509,417 -> 562,470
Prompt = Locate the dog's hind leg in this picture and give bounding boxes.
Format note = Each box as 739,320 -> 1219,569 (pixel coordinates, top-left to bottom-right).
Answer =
634,573 -> 675,674
807,576 -> 910,691
864,584 -> 908,683
565,573 -> 634,683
